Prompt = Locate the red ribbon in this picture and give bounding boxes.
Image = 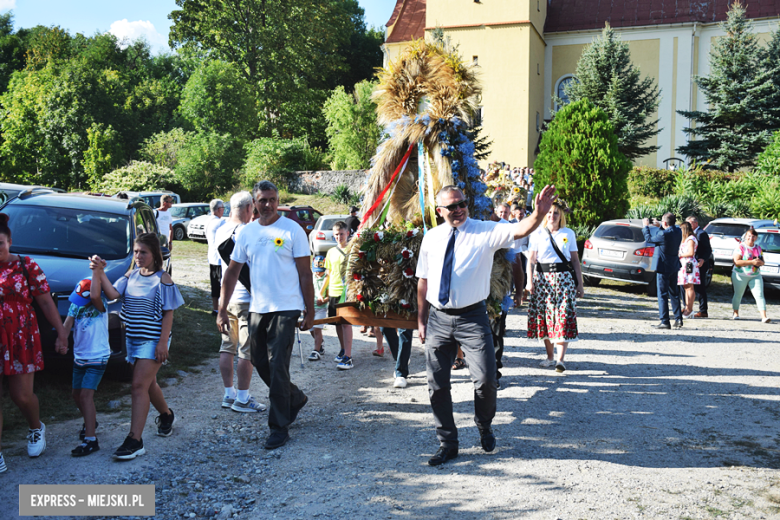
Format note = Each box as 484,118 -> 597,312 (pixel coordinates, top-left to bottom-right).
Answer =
359,142 -> 416,230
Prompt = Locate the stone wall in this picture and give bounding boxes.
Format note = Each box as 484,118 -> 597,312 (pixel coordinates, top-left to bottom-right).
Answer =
292,170 -> 366,196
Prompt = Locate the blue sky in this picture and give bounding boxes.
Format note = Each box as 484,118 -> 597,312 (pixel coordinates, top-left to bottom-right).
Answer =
1,0 -> 398,53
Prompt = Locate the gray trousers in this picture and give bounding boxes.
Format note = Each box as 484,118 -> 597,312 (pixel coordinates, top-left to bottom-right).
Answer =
426,302 -> 497,448
249,310 -> 307,432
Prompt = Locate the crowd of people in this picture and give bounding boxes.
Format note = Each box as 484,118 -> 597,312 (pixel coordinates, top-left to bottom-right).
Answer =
0,175 -> 773,472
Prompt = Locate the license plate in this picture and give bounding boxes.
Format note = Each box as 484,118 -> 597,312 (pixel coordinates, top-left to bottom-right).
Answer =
599,249 -> 623,259
715,249 -> 733,256
760,265 -> 780,274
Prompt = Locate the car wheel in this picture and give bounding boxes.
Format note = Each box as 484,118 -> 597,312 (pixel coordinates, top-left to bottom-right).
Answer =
173,225 -> 186,241
646,276 -> 658,297
583,275 -> 601,287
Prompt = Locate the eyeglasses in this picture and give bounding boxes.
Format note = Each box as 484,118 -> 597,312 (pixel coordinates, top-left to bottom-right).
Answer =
438,200 -> 468,212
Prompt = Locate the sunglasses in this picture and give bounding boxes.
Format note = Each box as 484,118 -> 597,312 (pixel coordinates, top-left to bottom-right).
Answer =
438,200 -> 468,211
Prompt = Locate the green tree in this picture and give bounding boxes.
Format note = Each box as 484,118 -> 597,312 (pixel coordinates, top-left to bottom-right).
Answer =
175,132 -> 244,200
563,24 -> 661,160
243,136 -> 327,188
755,131 -> 780,175
677,2 -> 778,171
140,127 -> 192,170
99,160 -> 178,193
0,13 -> 28,93
169,0 -> 352,139
179,60 -> 256,139
323,80 -> 381,170
534,99 -> 631,228
82,123 -> 123,190
328,1 -> 383,90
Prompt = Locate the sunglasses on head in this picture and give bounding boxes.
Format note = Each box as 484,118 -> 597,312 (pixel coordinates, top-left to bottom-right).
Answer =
438,200 -> 468,211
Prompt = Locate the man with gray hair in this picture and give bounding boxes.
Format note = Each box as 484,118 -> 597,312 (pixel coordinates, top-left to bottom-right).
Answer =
218,180 -> 314,450
214,191 -> 266,413
206,199 -> 226,315
643,213 -> 683,329
416,183 -> 557,466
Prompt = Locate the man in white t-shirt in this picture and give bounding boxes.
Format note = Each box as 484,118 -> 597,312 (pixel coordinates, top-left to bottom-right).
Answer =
218,180 -> 314,450
155,195 -> 174,252
206,199 -> 226,314
416,184 -> 556,466
214,191 -> 264,414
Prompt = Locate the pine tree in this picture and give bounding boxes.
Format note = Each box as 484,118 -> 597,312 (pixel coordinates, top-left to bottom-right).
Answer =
678,2 -> 778,172
762,28 -> 780,134
563,24 -> 661,160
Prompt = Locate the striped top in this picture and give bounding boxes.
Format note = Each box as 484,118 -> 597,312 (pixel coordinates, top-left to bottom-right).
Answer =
113,269 -> 184,341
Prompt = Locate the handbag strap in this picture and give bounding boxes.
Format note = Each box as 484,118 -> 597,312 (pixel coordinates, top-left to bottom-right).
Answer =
544,228 -> 571,268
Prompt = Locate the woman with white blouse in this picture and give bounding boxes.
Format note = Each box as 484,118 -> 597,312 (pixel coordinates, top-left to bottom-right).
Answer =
526,200 -> 584,372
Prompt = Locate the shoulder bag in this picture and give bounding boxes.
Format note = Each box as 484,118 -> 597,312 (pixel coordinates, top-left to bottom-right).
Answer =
217,226 -> 252,292
544,229 -> 579,288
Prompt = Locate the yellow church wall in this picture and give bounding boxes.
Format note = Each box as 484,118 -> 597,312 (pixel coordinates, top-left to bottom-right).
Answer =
550,44 -> 586,112
382,41 -> 409,68
626,39 -> 660,167
427,0 -> 530,30
528,29 -> 546,165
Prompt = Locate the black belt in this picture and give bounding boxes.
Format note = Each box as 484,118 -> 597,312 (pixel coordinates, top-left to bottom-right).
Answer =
435,300 -> 485,315
537,262 -> 572,273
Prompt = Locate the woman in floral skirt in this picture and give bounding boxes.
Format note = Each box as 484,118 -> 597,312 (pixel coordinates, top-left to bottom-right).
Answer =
526,200 -> 584,373
0,213 -> 68,472
679,221 -> 700,318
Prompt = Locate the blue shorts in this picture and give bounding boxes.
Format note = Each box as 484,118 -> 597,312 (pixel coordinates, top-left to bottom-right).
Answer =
126,336 -> 171,364
72,357 -> 109,391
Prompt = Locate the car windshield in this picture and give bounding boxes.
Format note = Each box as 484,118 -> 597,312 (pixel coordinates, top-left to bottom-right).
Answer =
757,233 -> 780,253
593,224 -> 644,242
318,217 -> 344,231
170,207 -> 190,218
4,205 -> 132,260
706,223 -> 749,237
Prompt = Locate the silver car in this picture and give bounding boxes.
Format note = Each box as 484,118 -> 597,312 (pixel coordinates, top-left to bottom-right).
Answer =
704,218 -> 775,267
581,219 -> 659,295
755,227 -> 780,290
169,203 -> 210,241
309,214 -> 350,255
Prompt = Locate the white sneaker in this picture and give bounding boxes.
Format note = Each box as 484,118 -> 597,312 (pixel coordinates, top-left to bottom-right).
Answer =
0,452 -> 6,473
27,422 -> 46,458
539,358 -> 556,368
393,376 -> 408,388
308,349 -> 323,361
731,313 -> 740,320
231,396 -> 267,413
221,395 -> 235,409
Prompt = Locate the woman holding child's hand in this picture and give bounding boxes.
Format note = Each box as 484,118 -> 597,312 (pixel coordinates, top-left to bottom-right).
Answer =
92,234 -> 184,460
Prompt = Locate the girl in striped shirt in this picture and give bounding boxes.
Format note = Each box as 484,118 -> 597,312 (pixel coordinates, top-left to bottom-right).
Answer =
90,233 -> 184,460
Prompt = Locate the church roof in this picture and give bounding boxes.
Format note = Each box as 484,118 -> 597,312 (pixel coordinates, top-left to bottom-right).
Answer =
545,0 -> 777,33
385,0 -> 427,44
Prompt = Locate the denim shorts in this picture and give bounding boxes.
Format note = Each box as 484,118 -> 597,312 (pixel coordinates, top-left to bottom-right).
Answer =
72,356 -> 109,391
126,336 -> 171,364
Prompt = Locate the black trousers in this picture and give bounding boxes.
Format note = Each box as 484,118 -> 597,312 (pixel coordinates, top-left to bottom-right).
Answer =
425,302 -> 497,448
249,310 -> 307,432
694,262 -> 709,313
490,310 -> 508,380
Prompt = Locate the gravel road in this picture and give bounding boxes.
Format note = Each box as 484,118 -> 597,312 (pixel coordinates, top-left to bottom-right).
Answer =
2,244 -> 780,520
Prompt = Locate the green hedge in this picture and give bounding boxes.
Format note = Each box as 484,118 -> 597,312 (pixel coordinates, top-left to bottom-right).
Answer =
628,167 -> 677,198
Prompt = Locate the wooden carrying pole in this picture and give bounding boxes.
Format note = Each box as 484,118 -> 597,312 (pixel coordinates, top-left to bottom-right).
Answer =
312,303 -> 417,330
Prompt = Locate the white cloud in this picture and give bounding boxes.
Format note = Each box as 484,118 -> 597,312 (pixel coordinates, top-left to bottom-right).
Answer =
0,0 -> 17,11
109,19 -> 168,53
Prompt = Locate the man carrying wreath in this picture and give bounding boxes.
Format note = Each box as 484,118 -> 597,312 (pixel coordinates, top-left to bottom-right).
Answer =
416,184 -> 557,466
218,180 -> 315,450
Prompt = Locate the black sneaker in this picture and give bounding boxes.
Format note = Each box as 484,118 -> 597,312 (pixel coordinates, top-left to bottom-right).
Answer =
264,430 -> 290,450
290,395 -> 308,424
155,409 -> 175,437
673,320 -> 683,329
113,435 -> 145,460
78,421 -> 99,441
72,439 -> 100,457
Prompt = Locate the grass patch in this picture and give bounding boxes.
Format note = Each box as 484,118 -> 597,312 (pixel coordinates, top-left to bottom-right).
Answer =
2,288 -> 219,435
705,506 -> 727,517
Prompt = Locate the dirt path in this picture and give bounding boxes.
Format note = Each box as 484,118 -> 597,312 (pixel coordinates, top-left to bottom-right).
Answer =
2,244 -> 780,520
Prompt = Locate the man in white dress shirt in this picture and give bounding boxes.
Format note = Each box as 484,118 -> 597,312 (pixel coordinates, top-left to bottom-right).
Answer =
416,184 -> 557,466
206,199 -> 226,315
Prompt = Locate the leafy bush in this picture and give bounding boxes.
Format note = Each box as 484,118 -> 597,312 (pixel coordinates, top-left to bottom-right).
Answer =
174,132 -> 244,201
332,184 -> 352,204
628,167 -> 676,198
99,161 -> 177,193
243,137 -> 328,189
140,128 -> 192,170
534,99 -> 631,228
749,181 -> 780,219
626,194 -> 707,223
755,131 -> 780,175
323,80 -> 382,170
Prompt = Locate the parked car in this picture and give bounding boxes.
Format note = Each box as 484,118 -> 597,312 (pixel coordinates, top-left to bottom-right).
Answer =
169,203 -> 210,241
187,206 -> 232,242
704,218 -> 775,268
581,219 -> 714,296
756,227 -> 780,291
309,214 -> 351,254
113,190 -> 181,207
0,182 -> 62,203
277,206 -> 323,236
0,191 -> 171,379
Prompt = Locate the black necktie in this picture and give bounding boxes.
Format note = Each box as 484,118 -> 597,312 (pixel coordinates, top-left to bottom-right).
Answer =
438,228 -> 458,307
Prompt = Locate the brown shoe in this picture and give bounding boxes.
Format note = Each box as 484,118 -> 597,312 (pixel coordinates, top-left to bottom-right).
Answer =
694,311 -> 708,318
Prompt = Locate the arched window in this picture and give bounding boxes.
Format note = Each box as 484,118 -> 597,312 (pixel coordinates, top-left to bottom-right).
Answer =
554,74 -> 577,111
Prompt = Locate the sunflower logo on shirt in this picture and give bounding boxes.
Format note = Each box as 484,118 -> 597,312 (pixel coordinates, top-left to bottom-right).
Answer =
274,237 -> 284,251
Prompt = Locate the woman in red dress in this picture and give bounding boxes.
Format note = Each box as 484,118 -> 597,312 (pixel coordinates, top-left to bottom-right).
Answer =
0,213 -> 67,473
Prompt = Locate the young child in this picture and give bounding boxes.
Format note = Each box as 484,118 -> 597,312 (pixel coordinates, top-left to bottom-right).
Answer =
324,222 -> 353,370
90,233 -> 184,460
308,255 -> 328,360
62,276 -> 110,456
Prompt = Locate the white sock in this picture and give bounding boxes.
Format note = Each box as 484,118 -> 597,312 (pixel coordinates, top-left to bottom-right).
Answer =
237,389 -> 250,403
84,436 -> 96,442
225,386 -> 236,399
